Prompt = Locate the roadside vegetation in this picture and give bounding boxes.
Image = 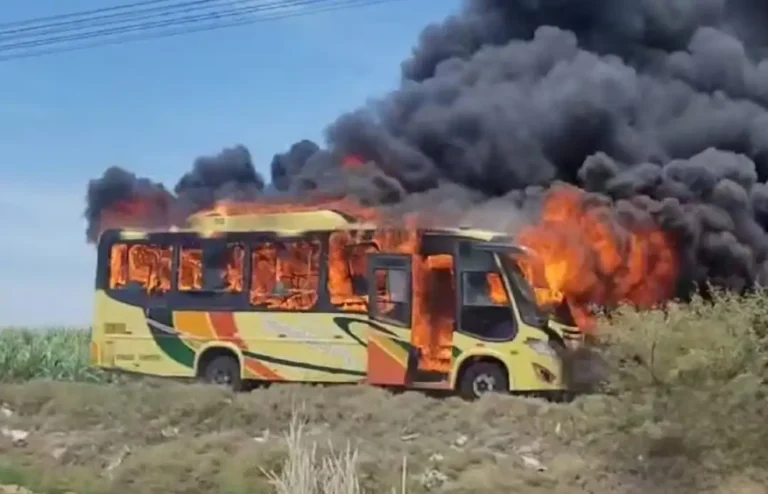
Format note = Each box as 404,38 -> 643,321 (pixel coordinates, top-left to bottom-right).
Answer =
1,289 -> 767,493
0,327 -> 100,383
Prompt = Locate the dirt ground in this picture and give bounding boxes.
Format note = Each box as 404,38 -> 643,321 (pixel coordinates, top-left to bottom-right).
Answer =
0,379 -> 766,494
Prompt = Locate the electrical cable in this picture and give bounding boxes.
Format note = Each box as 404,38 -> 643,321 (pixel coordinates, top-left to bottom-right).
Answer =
0,0 -> 259,39
0,0 -> 409,63
0,0 -> 178,29
0,0 -> 327,49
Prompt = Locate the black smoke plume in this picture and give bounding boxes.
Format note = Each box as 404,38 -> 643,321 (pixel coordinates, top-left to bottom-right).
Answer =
86,0 -> 768,295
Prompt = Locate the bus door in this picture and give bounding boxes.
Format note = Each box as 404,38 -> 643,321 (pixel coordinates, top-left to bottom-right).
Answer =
365,254 -> 418,386
364,253 -> 456,388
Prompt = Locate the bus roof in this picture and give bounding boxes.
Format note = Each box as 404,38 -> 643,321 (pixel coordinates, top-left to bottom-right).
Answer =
107,209 -> 515,244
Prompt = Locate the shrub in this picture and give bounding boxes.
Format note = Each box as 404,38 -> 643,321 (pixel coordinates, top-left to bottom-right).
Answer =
598,288 -> 768,471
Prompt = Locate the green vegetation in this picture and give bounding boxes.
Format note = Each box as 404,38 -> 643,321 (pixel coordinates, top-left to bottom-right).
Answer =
0,290 -> 767,493
0,327 -> 108,383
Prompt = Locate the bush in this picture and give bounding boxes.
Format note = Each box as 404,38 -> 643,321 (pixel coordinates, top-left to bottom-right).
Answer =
598,288 -> 768,471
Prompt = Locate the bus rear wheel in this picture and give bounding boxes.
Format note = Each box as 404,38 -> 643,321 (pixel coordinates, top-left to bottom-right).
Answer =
201,354 -> 243,392
457,361 -> 508,400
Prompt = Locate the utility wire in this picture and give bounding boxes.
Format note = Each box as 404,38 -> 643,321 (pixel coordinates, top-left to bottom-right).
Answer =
0,0 -> 326,49
0,0 -> 178,29
0,0 -> 239,39
0,0 -> 408,62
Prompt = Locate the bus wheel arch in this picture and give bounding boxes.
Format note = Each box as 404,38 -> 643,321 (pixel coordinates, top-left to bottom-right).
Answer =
456,356 -> 509,400
196,346 -> 243,391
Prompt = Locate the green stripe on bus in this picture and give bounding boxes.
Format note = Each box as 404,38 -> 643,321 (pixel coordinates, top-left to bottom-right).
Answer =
148,324 -> 195,368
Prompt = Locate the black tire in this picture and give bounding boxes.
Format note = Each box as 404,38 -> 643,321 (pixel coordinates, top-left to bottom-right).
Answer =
457,361 -> 509,400
201,354 -> 243,392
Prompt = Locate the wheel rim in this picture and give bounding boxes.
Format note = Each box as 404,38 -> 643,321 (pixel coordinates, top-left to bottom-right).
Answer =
211,368 -> 232,386
472,374 -> 496,396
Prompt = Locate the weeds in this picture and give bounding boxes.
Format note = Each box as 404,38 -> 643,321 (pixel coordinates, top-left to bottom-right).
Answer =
0,327 -> 110,383
1,291 -> 767,493
264,412 -> 364,494
598,288 -> 768,472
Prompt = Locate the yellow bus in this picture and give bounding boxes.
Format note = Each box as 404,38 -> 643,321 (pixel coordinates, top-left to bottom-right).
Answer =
90,207 -> 582,399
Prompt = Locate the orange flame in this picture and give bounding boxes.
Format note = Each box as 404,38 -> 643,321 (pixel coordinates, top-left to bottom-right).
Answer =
108,243 -> 172,294
342,154 -> 365,169
516,185 -> 679,332
99,195 -> 171,234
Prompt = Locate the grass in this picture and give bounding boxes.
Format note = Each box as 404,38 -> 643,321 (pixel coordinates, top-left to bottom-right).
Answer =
0,327 -> 113,383
0,289 -> 767,493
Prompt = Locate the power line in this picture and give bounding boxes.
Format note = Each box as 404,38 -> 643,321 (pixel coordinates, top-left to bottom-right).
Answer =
0,0 -> 409,63
0,0 -> 325,49
0,0 -> 235,38
0,0 -> 178,29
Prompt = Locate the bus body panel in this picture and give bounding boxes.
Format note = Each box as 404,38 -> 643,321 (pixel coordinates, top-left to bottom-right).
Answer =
228,311 -> 369,383
93,288 -> 417,385
449,326 -> 564,392
92,290 -> 198,377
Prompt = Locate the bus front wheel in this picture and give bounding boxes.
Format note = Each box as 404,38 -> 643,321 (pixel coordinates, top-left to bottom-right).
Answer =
457,361 -> 508,400
200,354 -> 243,392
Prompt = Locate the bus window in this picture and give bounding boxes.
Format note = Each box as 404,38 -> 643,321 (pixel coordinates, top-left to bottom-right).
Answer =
109,243 -> 172,294
462,271 -> 508,307
327,232 -> 379,312
178,242 -> 244,293
250,239 -> 320,310
178,247 -> 202,291
373,268 -> 410,326
458,246 -> 516,341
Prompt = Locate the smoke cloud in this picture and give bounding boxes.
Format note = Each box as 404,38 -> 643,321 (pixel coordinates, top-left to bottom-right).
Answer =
86,0 -> 768,296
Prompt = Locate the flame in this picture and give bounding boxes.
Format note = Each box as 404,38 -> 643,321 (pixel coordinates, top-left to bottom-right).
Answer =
108,243 -> 172,294
486,272 -> 509,305
342,154 -> 365,169
99,195 -> 172,234
516,185 -> 679,332
325,221 -> 454,372
250,240 -> 320,310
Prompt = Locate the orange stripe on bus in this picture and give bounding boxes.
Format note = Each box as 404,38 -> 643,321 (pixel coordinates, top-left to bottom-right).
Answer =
174,312 -> 215,340
208,312 -> 244,345
207,312 -> 283,381
245,359 -> 283,381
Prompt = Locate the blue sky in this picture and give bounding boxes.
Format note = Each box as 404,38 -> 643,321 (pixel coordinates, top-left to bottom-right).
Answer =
0,0 -> 461,327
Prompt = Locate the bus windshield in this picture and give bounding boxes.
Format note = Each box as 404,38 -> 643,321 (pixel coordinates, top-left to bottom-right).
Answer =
499,255 -> 548,328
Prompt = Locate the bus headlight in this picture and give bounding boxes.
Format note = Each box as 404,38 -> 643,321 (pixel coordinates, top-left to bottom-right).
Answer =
525,338 -> 558,359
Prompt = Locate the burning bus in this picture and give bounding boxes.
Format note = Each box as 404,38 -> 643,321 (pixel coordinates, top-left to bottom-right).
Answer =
89,205 -> 583,399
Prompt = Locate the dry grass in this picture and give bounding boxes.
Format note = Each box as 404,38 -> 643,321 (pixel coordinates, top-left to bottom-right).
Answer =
1,290 -> 767,493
